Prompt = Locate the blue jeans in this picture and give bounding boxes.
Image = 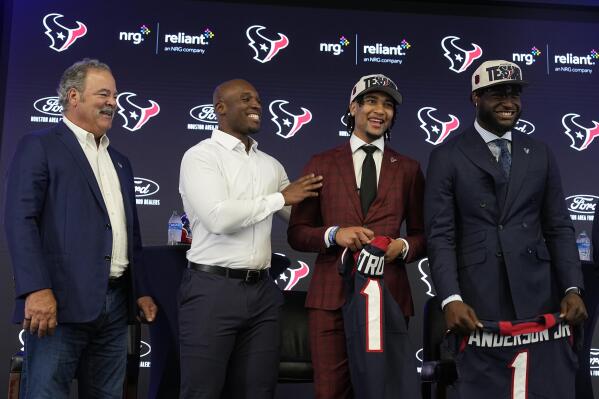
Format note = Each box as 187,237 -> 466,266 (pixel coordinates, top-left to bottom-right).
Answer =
20,284 -> 128,399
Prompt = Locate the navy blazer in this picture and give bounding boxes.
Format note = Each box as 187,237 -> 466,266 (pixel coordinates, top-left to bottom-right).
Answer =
4,122 -> 148,323
424,126 -> 583,320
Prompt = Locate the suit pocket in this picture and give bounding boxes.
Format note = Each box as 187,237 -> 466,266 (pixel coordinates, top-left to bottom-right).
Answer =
535,244 -> 551,261
459,230 -> 487,250
458,248 -> 487,268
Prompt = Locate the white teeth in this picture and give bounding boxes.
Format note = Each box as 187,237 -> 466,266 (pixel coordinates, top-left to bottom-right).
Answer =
248,114 -> 260,120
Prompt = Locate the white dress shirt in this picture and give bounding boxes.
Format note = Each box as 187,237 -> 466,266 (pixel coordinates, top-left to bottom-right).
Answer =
63,116 -> 128,278
179,129 -> 290,270
323,134 -> 409,257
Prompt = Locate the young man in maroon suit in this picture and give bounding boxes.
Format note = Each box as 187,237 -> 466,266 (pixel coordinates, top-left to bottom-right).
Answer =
288,74 -> 426,399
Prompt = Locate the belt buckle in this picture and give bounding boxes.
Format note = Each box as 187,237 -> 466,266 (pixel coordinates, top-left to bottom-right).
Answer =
245,270 -> 260,283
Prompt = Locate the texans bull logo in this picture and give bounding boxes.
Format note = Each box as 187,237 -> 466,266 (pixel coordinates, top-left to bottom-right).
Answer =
269,100 -> 312,139
42,13 -> 87,52
417,258 -> 435,297
417,107 -> 460,145
513,119 -> 535,135
562,113 -> 599,151
441,35 -> 483,73
246,25 -> 289,63
116,92 -> 160,132
276,261 -> 310,291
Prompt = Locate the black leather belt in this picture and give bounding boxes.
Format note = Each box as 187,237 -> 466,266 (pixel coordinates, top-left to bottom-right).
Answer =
188,262 -> 268,284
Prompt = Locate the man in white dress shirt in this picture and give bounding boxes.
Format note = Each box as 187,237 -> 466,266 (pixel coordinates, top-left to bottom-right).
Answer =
178,79 -> 323,399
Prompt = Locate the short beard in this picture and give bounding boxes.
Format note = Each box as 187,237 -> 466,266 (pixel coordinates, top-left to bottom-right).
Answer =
478,108 -> 520,135
364,129 -> 385,142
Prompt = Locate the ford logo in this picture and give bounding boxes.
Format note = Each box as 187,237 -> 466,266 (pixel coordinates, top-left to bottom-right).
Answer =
134,177 -> 160,197
33,96 -> 63,116
513,119 -> 535,135
140,340 -> 152,358
565,194 -> 598,214
189,104 -> 217,124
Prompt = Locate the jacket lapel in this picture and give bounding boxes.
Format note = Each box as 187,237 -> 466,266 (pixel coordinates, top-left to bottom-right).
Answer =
333,143 -> 363,219
501,133 -> 531,221
457,127 -> 509,212
55,123 -> 108,215
366,147 -> 399,219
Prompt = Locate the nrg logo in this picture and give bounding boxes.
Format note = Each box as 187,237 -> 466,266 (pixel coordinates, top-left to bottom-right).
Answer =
320,35 -> 350,56
512,46 -> 541,65
119,24 -> 151,45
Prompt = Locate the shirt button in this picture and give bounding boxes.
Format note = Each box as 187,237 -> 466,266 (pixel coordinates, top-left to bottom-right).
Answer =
105,224 -> 111,230
495,251 -> 503,258
479,201 -> 486,208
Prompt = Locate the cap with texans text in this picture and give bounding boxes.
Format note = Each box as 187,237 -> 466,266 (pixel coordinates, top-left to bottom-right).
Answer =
350,74 -> 402,105
471,60 -> 528,92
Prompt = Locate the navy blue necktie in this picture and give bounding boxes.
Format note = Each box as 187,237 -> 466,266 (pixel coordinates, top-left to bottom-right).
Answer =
360,146 -> 377,216
493,139 -> 511,179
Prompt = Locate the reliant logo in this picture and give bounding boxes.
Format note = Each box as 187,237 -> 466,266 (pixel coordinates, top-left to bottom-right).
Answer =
512,46 -> 542,66
188,104 -> 217,132
163,28 -> 214,54
417,106 -> 460,145
269,100 -> 312,139
441,35 -> 482,73
31,96 -> 63,124
565,194 -> 597,221
134,177 -> 160,206
320,35 -> 350,56
116,92 -> 160,132
362,39 -> 411,65
553,49 -> 597,74
562,113 -> 599,151
513,119 -> 535,135
246,25 -> 289,63
119,24 -> 151,45
42,13 -> 87,52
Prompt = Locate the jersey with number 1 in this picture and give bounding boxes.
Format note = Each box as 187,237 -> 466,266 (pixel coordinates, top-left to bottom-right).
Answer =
452,313 -> 579,399
340,237 -> 420,399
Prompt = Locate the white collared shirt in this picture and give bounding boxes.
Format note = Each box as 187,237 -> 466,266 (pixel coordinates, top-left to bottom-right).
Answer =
63,116 -> 128,277
350,134 -> 385,187
179,129 -> 290,270
474,120 -> 512,161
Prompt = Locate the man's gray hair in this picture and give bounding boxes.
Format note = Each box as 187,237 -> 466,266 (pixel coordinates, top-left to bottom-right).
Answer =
57,58 -> 111,111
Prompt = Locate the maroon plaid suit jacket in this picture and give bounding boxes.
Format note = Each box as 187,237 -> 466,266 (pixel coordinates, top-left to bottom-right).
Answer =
288,142 -> 426,316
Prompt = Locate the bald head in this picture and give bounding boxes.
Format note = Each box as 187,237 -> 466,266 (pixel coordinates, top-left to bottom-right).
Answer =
213,79 -> 262,139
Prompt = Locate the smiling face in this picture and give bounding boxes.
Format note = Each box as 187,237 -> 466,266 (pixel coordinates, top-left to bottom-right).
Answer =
214,79 -> 262,141
64,68 -> 118,139
472,84 -> 522,136
350,91 -> 395,143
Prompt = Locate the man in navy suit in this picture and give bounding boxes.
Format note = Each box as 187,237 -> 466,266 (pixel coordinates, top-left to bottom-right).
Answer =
4,59 -> 157,398
425,59 -> 587,331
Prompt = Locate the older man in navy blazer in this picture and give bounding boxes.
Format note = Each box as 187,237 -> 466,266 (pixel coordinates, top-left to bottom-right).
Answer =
4,59 -> 157,398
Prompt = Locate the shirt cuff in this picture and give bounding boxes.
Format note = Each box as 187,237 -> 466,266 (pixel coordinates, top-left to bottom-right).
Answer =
397,238 -> 409,259
441,294 -> 463,309
324,226 -> 338,248
268,192 -> 285,213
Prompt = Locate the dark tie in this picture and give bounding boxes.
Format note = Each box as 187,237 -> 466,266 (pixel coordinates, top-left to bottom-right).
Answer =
360,146 -> 377,216
493,138 -> 512,179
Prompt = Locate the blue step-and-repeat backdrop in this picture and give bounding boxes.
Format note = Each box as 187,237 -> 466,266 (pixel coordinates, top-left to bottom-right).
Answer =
1,0 -> 598,397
